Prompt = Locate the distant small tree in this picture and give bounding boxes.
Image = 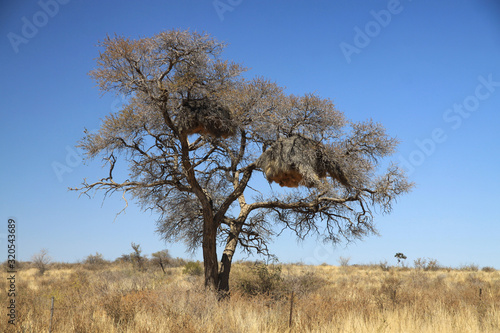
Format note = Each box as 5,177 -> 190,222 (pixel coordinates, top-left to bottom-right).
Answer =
151,249 -> 172,274
395,253 -> 407,267
84,252 -> 108,267
32,249 -> 51,275
117,254 -> 132,263
338,256 -> 351,267
130,242 -> 146,271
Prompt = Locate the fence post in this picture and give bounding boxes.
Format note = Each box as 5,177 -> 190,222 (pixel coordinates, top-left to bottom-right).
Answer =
289,291 -> 294,328
49,297 -> 54,333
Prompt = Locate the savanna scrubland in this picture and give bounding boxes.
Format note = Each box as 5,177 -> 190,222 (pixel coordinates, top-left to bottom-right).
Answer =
2,258 -> 499,333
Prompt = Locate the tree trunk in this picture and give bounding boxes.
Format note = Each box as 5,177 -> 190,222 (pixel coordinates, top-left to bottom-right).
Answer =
217,253 -> 232,292
217,223 -> 240,293
178,132 -> 219,290
203,219 -> 219,290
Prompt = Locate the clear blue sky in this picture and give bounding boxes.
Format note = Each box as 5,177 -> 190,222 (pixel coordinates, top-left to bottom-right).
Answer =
1,0 -> 500,268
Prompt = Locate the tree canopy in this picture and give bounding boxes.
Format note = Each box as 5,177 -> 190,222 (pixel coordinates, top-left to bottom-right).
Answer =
74,29 -> 413,292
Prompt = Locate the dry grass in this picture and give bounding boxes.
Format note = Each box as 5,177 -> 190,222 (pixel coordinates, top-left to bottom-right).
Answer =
2,262 -> 499,332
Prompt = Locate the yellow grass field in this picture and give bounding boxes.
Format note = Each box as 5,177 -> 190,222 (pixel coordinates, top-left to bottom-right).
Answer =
2,261 -> 499,332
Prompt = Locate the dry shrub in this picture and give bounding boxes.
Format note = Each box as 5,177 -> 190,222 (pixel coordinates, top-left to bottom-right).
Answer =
460,263 -> 480,272
183,261 -> 203,276
283,271 -> 328,296
68,270 -> 90,291
103,290 -> 159,327
233,262 -> 285,298
103,294 -> 134,326
379,260 -> 391,271
31,249 -> 51,275
414,257 -> 441,271
83,252 -> 109,271
378,276 -> 403,308
50,262 -> 78,270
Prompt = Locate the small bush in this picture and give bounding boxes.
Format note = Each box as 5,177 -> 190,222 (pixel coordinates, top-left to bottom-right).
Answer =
460,263 -> 479,272
338,256 -> 351,267
236,262 -> 284,297
84,252 -> 108,269
130,243 -> 147,271
183,261 -> 203,276
482,266 -> 496,272
284,271 -> 327,295
116,243 -> 148,271
68,270 -> 90,292
379,260 -> 391,271
151,249 -> 172,273
378,276 -> 402,308
414,258 -> 440,271
32,249 -> 51,275
103,294 -> 135,326
169,257 -> 187,267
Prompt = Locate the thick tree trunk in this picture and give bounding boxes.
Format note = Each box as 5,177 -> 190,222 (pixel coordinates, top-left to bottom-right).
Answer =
218,253 -> 231,292
203,219 -> 219,290
217,223 -> 240,293
177,132 -> 220,290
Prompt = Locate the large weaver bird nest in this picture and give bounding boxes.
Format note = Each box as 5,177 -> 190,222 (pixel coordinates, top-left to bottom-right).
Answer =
256,135 -> 349,188
177,98 -> 236,138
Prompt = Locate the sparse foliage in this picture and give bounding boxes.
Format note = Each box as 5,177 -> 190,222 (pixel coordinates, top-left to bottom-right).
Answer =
379,260 -> 391,271
183,261 -> 203,276
236,262 -> 284,297
338,256 -> 351,267
117,254 -> 132,263
115,243 -> 147,270
151,249 -> 172,273
84,252 -> 108,266
460,263 -> 479,272
73,29 -> 413,291
32,248 -> 51,275
482,266 -> 496,272
130,242 -> 146,271
414,258 -> 440,271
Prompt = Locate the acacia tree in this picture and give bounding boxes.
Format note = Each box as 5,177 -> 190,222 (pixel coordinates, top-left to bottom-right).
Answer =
32,248 -> 51,275
73,29 -> 413,292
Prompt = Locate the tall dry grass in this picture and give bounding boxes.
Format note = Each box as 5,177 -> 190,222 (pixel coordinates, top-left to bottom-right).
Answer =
2,261 -> 499,332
